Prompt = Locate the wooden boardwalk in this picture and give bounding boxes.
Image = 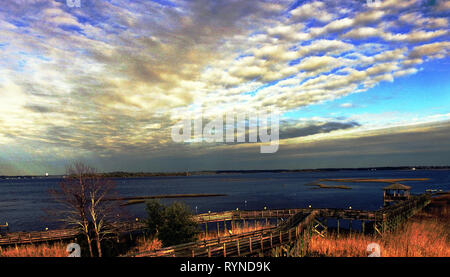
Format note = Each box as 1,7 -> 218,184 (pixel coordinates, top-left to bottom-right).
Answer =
0,228 -> 79,245
0,222 -> 144,246
126,194 -> 431,257
127,211 -> 319,257
0,209 -> 297,246
0,194 -> 431,250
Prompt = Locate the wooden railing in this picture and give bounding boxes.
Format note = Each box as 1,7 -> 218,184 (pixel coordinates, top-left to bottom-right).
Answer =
0,221 -> 145,246
127,211 -> 319,257
126,194 -> 432,257
0,228 -> 79,245
0,194 -> 431,248
0,208 -> 309,246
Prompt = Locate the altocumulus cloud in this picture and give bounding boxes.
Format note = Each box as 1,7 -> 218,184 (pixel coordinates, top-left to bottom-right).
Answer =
0,0 -> 449,174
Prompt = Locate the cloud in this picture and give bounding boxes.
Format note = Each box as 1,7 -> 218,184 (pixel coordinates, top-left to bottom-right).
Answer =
290,1 -> 334,22
23,104 -> 54,113
340,103 -> 354,108
408,41 -> 450,59
279,121 -> 360,139
0,0 -> 449,173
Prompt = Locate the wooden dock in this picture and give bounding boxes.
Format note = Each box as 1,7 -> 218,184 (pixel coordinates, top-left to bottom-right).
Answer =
127,211 -> 319,257
0,209 -> 305,247
126,194 -> 431,257
1,194 -> 431,251
0,221 -> 144,246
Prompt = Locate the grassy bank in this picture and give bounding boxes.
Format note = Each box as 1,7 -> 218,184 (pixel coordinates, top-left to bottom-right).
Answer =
115,193 -> 227,206
305,183 -> 352,189
306,194 -> 450,257
0,221 -> 273,257
0,242 -> 67,257
124,221 -> 274,256
319,178 -> 430,183
2,194 -> 448,257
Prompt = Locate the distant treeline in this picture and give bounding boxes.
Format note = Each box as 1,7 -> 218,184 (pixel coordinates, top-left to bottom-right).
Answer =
95,166 -> 450,178
1,166 -> 450,179
100,171 -> 191,178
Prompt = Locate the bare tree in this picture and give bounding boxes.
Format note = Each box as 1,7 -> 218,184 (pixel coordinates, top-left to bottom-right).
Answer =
50,162 -> 122,257
86,172 -> 121,257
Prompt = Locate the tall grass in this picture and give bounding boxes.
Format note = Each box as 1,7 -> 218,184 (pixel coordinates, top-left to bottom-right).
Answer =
125,236 -> 162,254
0,242 -> 67,257
198,221 -> 273,241
3,194 -> 448,257
308,218 -> 449,257
307,194 -> 450,257
124,221 -> 274,256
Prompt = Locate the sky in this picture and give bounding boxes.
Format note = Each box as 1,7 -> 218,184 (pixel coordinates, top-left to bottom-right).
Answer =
0,0 -> 449,175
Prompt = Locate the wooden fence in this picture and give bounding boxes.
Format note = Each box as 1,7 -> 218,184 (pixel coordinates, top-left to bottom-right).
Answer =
0,208 -> 313,246
0,221 -> 144,246
126,194 -> 431,257
127,211 -> 319,257
0,194 -> 431,249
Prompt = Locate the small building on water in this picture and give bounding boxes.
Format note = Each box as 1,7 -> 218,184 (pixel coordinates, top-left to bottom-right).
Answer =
383,183 -> 411,206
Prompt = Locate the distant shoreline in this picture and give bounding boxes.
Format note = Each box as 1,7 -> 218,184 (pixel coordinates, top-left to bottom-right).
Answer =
108,193 -> 228,206
1,166 -> 450,179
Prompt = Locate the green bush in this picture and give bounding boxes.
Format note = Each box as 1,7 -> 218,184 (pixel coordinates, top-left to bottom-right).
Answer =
145,200 -> 200,247
145,200 -> 165,238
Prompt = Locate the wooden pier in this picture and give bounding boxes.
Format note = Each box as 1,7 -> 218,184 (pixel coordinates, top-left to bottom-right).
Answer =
1,194 -> 431,252
0,228 -> 79,245
125,194 -> 431,257
0,209 -> 305,247
0,221 -> 144,246
127,211 -> 319,257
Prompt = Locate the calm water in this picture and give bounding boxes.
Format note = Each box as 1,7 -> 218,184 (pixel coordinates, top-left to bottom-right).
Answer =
0,170 -> 449,232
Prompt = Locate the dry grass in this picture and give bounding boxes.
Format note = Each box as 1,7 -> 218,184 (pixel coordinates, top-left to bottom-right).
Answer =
0,242 -> 67,257
125,236 -> 162,254
305,183 -> 352,189
0,222 -> 272,257
4,194 -> 448,257
124,221 -> 274,255
307,194 -> 450,257
198,221 -> 273,241
308,220 -> 449,257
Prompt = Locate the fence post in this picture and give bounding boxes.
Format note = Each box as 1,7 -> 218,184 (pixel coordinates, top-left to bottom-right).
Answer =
260,234 -> 263,252
237,239 -> 241,257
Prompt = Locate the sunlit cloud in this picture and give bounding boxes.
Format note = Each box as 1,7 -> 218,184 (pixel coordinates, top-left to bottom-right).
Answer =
0,0 -> 449,174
